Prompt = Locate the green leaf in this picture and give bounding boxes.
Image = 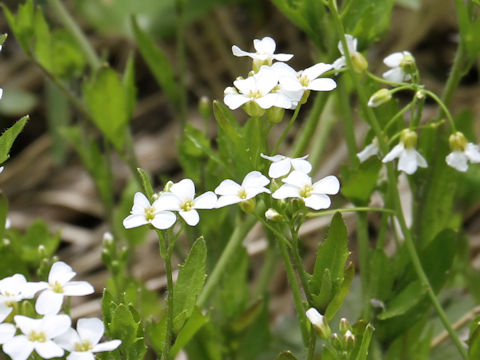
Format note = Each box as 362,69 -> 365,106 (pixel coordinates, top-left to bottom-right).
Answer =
131,16 -> 179,111
368,249 -> 395,301
354,324 -> 375,360
1,0 -> 34,54
33,7 -> 52,72
276,351 -> 299,360
468,315 -> 480,359
171,307 -> 208,357
137,168 -> 154,200
310,268 -> 332,309
173,237 -> 207,331
377,281 -> 426,320
456,0 -> 480,59
123,54 -> 137,119
231,298 -> 264,333
83,67 -> 129,151
325,262 -> 354,320
0,115 -> 28,164
341,158 -> 381,205
146,317 -> 167,357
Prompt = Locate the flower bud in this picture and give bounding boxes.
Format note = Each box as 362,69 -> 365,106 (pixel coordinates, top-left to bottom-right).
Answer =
343,330 -> 356,351
103,232 -> 114,244
368,89 -> 392,107
266,107 -> 285,124
38,245 -> 46,256
198,96 -> 212,119
239,197 -> 256,214
152,193 -> 160,200
306,308 -> 331,339
300,89 -> 311,104
448,131 -> 467,152
243,101 -> 265,117
400,129 -> 418,149
415,90 -> 425,100
265,208 -> 281,221
400,53 -> 416,75
351,52 -> 368,73
331,333 -> 342,350
339,318 -> 352,334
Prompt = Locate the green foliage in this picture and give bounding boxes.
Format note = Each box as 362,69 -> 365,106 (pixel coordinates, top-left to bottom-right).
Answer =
83,67 -> 130,151
468,314 -> 480,360
2,0 -> 34,55
137,168 -> 155,200
341,158 -> 381,205
276,351 -> 299,360
455,0 -> 480,60
171,307 -> 209,357
0,116 -> 28,165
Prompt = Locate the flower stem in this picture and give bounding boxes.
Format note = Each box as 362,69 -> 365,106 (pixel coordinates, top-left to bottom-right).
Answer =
422,89 -> 457,132
290,226 -> 314,306
272,104 -> 302,155
158,231 -> 174,360
307,327 -> 317,360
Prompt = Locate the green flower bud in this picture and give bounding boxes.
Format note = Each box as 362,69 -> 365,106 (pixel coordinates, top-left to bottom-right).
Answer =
300,89 -> 311,104
400,53 -> 416,75
343,330 -> 356,351
239,197 -> 256,214
164,181 -> 174,193
400,129 -> 418,149
339,318 -> 353,334
266,107 -> 285,123
265,208 -> 281,221
198,96 -> 211,119
351,52 -> 368,73
368,89 -> 392,107
448,131 -> 468,152
306,308 -> 331,339
243,101 -> 265,117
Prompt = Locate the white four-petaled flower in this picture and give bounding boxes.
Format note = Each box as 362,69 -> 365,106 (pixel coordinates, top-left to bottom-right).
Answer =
123,192 -> 177,230
0,274 -> 44,322
445,132 -> 480,172
215,171 -> 270,208
3,314 -> 71,360
272,171 -> 340,210
157,179 -> 217,226
35,262 -> 94,315
261,153 -> 312,178
382,51 -> 415,83
232,37 -> 293,64
55,317 -> 121,360
382,129 -> 427,174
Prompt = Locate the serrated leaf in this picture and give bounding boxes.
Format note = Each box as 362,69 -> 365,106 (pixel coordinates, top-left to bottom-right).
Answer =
0,115 -> 28,164
173,237 -> 207,330
131,16 -> 179,111
171,307 -> 208,357
83,67 -> 129,151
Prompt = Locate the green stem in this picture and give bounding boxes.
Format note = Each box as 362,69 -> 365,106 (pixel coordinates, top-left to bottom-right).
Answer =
307,327 -> 317,360
356,211 -> 371,319
306,207 -> 394,217
290,227 -> 314,306
438,44 -> 467,113
161,232 -> 174,360
272,104 -> 302,154
48,0 -> 101,70
337,78 -> 358,165
384,102 -> 415,133
423,90 -> 457,132
366,71 -> 411,87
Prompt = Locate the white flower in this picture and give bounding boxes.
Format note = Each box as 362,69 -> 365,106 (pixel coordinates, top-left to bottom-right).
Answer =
55,317 -> 121,360
445,132 -> 480,172
274,62 -> 336,95
224,66 -> 291,111
0,274 -> 44,322
215,171 -> 270,208
382,51 -> 415,83
123,192 -> 177,230
156,179 -> 217,226
35,261 -> 94,315
232,37 -> 293,64
357,138 -> 380,163
272,171 -> 339,210
382,130 -> 427,174
260,153 -> 312,178
306,308 -> 330,338
3,314 -> 71,360
0,322 -> 16,345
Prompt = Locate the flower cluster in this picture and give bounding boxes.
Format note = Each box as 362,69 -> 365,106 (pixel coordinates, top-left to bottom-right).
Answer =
0,262 -> 120,360
124,154 -> 340,230
224,37 -> 336,116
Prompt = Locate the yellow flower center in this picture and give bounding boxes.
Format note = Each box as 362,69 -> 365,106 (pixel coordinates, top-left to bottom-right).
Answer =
299,185 -> 314,198
28,331 -> 47,343
298,74 -> 310,87
75,339 -> 93,352
248,89 -> 262,99
238,189 -> 248,200
51,281 -> 64,293
180,200 -> 194,212
144,206 -> 156,221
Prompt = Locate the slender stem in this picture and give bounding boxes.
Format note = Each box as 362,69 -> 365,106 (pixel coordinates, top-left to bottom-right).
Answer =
161,232 -> 174,360
307,327 -> 317,360
356,211 -> 371,319
366,71 -> 411,87
423,90 -> 457,132
273,104 -> 302,154
48,0 -> 101,70
438,44 -> 467,113
278,231 -> 310,346
306,207 -> 394,217
290,227 -> 314,306
384,102 -> 415,133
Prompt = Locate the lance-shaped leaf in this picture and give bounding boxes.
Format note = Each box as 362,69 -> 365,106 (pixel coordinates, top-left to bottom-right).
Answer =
0,115 -> 28,164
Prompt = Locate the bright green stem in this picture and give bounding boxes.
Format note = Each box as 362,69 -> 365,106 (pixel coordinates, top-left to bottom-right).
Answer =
160,232 -> 174,360
278,232 -> 310,347
439,44 -> 467,113
197,204 -> 265,307
290,229 -> 314,306
272,104 -> 302,154
336,78 -> 358,166
423,90 -> 457,132
308,328 -> 317,360
329,1 -> 467,357
48,0 -> 101,70
292,93 -> 329,157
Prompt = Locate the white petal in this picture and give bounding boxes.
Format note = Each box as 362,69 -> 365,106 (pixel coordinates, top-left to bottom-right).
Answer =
242,171 -> 270,188
282,171 -> 311,187
170,179 -> 195,202
14,315 -> 39,335
382,143 -> 405,163
304,193 -> 331,210
3,335 -> 34,360
332,57 -> 346,70
48,261 -> 76,285
271,62 -> 297,77
233,77 -> 256,95
256,70 -> 279,96
22,281 -> 49,299
345,34 -> 358,54
244,186 -> 270,200
308,78 -> 337,92
0,303 -> 12,323
0,323 -> 16,344
123,214 -> 149,229
255,94 -> 279,109
42,314 -> 72,338
254,37 -> 276,55
92,339 -> 122,353
279,76 -> 303,92
179,210 -> 200,226
273,53 -> 294,61
382,68 -> 406,83
0,88 -> 3,100
67,352 -> 95,360
215,195 -> 241,208
357,143 -> 379,162
63,281 -> 94,296
35,340 -> 64,358
150,211 -> 177,230
398,149 -> 419,174
231,45 -> 251,58
131,192 -> 150,214
155,193 -> 181,211
313,176 -> 340,195
272,184 -> 300,199
302,63 -> 332,80
54,328 -> 79,351
269,158 -> 292,178
35,290 -> 64,315
415,151 -> 428,168
215,179 -> 241,196
77,318 -> 104,346
224,94 -> 250,110
383,52 -> 405,67
260,153 -> 285,162
465,143 -> 480,163
271,93 -> 295,109
193,191 -> 217,209
446,151 -> 468,172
